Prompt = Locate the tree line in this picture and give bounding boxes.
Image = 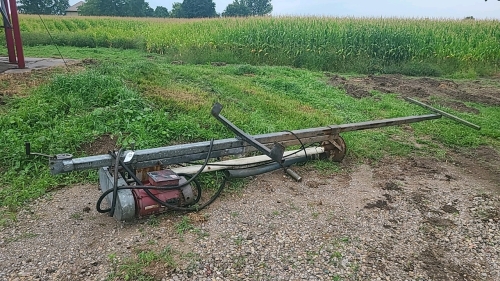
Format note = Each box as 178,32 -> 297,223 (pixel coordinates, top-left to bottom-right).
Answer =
17,0 -> 273,18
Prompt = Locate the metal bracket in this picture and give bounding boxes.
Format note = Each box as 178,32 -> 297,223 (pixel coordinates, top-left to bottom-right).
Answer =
211,103 -> 285,163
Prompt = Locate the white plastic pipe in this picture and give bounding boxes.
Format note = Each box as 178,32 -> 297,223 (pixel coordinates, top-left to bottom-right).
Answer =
171,146 -> 325,175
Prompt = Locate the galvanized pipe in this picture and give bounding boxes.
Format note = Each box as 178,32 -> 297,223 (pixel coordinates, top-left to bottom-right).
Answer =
49,114 -> 440,175
404,97 -> 481,130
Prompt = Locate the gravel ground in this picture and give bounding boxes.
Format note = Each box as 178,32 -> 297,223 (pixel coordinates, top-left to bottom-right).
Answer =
0,152 -> 498,281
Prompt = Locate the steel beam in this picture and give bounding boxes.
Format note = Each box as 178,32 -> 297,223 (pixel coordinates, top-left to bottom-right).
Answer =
2,0 -> 15,63
8,0 -> 23,69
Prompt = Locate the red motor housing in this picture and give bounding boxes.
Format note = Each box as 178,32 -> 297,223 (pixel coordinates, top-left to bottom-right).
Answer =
132,169 -> 195,217
132,187 -> 180,217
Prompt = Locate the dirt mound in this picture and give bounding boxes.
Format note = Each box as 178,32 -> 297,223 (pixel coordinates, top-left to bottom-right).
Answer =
79,134 -> 118,155
329,74 -> 500,113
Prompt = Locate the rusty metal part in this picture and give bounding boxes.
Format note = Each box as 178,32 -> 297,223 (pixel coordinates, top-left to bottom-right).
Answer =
321,136 -> 347,162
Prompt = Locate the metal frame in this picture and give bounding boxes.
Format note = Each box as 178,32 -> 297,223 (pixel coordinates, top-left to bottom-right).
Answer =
49,114 -> 441,175
2,0 -> 24,69
0,1 -> 11,28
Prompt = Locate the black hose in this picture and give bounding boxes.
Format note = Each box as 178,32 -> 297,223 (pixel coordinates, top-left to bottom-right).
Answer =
97,139 -> 225,214
96,177 -> 203,213
96,175 -> 225,213
108,148 -> 123,216
180,173 -> 202,204
282,130 -> 308,163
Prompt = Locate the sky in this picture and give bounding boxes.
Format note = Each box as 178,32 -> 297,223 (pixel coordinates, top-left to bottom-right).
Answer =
69,0 -> 500,19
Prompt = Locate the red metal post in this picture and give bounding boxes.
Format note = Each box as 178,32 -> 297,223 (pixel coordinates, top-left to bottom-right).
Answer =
2,0 -> 16,63
7,0 -> 24,69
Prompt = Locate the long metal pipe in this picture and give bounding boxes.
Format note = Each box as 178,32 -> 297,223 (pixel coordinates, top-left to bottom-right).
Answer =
404,97 -> 481,130
49,114 -> 440,175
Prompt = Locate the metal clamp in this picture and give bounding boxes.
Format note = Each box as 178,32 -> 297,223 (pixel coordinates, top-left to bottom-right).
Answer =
211,103 -> 285,163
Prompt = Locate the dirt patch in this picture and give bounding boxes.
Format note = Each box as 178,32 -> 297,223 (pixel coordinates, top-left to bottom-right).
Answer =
440,100 -> 480,114
441,204 -> 459,214
144,85 -> 208,110
0,71 -> 53,97
79,58 -> 99,66
419,247 -> 476,281
382,181 -> 401,191
364,199 -> 391,210
328,74 -> 500,111
424,217 -> 455,227
450,146 -> 500,192
79,134 -> 118,155
0,64 -> 84,98
329,75 -> 372,98
2,155 -> 499,281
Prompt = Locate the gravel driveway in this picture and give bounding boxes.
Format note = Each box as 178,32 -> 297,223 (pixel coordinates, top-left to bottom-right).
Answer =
1,151 -> 498,281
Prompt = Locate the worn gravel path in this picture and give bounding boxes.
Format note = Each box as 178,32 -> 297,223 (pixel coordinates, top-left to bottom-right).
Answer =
1,153 -> 498,281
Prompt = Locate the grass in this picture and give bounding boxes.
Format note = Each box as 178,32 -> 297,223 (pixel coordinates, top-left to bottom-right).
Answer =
174,216 -> 194,235
234,235 -> 244,246
10,15 -> 500,77
146,215 -> 160,226
107,246 -> 176,281
174,216 -> 208,239
4,232 -> 38,243
308,159 -> 343,174
0,46 -> 497,225
70,212 -> 83,220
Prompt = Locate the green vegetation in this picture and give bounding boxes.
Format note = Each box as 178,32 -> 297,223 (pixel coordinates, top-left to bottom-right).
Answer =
18,0 -> 69,15
0,40 -> 497,224
13,15 -> 500,76
79,0 -> 158,18
174,215 -> 208,238
177,0 -> 217,18
107,246 -> 176,281
223,0 -> 273,17
175,216 -> 195,235
146,215 -> 160,226
70,212 -> 83,220
4,232 -> 38,243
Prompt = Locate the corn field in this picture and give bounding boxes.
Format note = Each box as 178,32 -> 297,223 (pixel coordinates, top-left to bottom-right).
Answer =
9,15 -> 500,75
